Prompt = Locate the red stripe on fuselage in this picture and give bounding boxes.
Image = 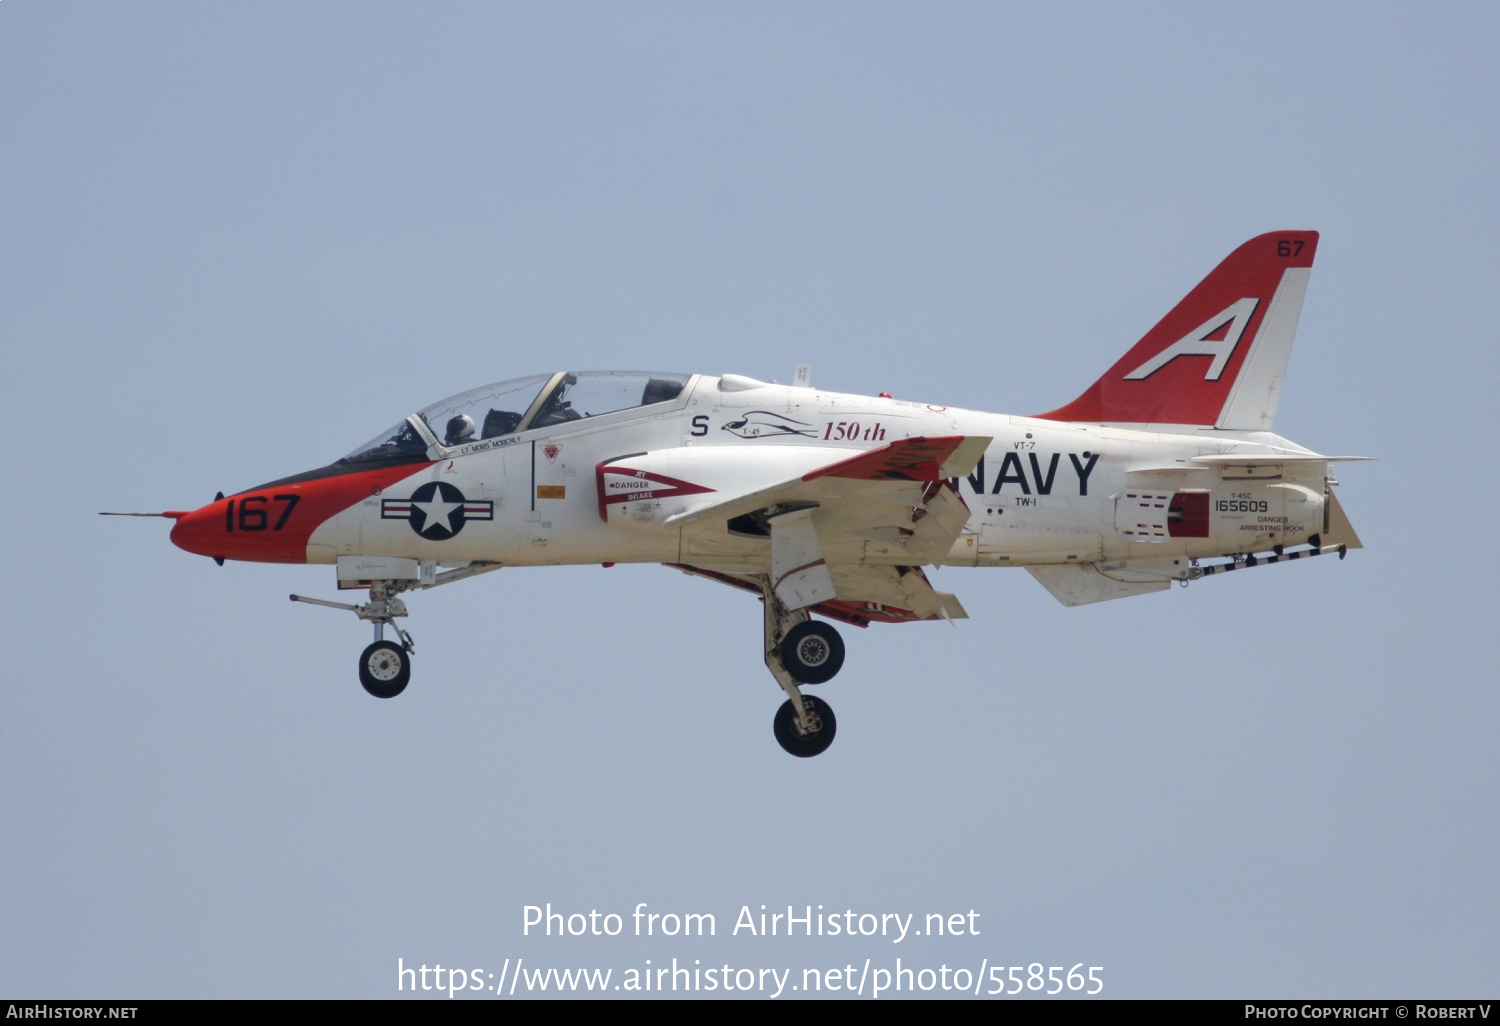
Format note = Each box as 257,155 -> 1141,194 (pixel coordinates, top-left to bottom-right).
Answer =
170,462 -> 433,564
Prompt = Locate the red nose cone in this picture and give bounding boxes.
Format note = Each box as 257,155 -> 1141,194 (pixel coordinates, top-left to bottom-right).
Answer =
169,501 -> 249,559
171,462 -> 432,564
169,491 -> 321,563
169,490 -> 323,564
172,497 -> 308,562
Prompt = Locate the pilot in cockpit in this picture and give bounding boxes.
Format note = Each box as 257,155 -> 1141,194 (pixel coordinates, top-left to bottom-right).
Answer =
445,413 -> 477,446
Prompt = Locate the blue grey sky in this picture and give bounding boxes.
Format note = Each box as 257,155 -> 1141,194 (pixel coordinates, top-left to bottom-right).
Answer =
2,1 -> 1496,998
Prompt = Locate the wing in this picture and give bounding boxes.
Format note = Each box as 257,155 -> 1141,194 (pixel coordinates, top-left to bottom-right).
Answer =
631,435 -> 988,621
659,435 -> 989,568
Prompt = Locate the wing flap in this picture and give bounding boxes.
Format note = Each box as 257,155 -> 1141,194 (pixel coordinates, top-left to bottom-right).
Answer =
904,481 -> 972,564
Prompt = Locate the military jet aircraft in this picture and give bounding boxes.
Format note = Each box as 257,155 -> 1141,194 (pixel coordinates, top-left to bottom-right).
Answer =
118,231 -> 1364,757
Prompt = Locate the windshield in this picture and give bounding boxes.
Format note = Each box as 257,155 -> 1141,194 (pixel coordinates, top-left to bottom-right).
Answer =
418,374 -> 553,446
343,419 -> 429,464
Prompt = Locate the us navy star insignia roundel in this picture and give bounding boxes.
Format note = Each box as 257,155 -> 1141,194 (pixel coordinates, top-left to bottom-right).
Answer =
381,482 -> 494,540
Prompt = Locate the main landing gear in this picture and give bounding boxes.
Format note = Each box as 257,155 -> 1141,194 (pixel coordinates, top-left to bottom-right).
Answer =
290,562 -> 500,699
761,580 -> 844,758
780,619 -> 845,684
773,694 -> 837,758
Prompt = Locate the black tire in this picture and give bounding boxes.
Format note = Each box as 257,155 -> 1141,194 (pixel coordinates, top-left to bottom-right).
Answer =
359,641 -> 410,699
779,620 -> 845,684
773,694 -> 837,757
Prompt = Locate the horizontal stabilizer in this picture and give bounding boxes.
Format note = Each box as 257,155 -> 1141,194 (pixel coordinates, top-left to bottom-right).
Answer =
1187,454 -> 1374,466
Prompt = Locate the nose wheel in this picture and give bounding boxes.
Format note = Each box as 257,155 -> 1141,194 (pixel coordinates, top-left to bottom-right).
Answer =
359,640 -> 411,698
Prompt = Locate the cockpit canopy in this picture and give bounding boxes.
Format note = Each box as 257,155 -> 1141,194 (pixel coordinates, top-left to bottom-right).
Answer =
342,371 -> 691,464
419,373 -> 554,447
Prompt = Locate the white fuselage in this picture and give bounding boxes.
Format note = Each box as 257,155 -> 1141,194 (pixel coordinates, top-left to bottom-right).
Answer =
306,375 -> 1328,573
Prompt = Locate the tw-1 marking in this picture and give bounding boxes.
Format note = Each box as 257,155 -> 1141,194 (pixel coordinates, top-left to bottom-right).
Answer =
114,232 -> 1366,759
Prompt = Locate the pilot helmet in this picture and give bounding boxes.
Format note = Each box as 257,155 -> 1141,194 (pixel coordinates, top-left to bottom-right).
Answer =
445,413 -> 476,445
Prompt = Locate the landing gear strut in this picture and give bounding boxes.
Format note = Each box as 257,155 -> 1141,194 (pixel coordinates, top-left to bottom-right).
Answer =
761,580 -> 840,757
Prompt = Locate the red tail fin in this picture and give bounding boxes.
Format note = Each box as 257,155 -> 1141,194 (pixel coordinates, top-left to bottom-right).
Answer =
1037,231 -> 1319,429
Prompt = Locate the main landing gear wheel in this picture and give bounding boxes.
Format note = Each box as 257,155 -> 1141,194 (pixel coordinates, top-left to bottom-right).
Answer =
779,620 -> 845,684
773,694 -> 837,758
359,641 -> 411,699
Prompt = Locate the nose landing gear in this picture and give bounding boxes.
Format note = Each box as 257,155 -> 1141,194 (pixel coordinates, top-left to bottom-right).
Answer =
292,584 -> 416,697
290,561 -> 500,698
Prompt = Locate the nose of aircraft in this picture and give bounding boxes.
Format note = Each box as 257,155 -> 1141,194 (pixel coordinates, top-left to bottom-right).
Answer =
168,499 -> 231,559
169,459 -> 435,564
168,489 -> 315,564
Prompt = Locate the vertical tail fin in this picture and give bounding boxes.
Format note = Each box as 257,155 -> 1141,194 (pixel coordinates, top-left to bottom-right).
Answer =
1036,230 -> 1318,429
